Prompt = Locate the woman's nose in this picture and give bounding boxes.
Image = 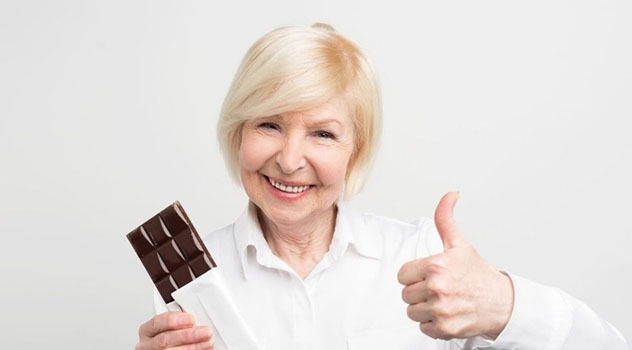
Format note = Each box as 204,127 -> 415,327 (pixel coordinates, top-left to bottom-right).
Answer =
275,136 -> 307,174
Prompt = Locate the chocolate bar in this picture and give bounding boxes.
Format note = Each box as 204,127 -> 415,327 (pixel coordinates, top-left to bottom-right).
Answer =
127,201 -> 216,303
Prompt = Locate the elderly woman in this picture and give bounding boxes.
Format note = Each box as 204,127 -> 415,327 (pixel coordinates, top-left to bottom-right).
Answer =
135,24 -> 627,350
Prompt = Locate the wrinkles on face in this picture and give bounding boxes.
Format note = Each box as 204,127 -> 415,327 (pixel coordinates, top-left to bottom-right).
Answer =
238,97 -> 354,239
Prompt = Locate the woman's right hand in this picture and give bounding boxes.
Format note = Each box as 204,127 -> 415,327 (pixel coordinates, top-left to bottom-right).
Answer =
136,311 -> 214,350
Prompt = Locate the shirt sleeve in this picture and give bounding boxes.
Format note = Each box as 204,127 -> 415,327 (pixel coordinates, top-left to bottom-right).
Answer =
465,273 -> 628,350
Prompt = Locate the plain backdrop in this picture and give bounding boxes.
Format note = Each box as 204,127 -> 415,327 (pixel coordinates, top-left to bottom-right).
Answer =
1,1 -> 630,348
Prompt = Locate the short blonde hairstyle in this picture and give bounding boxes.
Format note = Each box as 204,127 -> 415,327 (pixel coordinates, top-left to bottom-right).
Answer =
217,23 -> 381,199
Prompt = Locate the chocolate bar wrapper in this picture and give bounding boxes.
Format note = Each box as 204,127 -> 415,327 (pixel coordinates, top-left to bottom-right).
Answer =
170,267 -> 262,350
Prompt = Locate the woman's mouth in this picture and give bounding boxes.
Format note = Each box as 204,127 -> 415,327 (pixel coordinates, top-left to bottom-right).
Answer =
266,176 -> 312,193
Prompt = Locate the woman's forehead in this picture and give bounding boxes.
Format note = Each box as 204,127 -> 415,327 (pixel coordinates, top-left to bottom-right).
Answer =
285,99 -> 348,120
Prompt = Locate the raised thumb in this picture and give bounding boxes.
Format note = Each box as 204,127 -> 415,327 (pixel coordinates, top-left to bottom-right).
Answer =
434,191 -> 466,250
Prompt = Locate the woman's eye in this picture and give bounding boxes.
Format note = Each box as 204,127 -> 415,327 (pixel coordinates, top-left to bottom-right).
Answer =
316,131 -> 335,139
259,122 -> 280,130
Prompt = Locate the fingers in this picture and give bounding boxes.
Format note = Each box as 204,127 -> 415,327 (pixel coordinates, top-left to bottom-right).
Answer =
401,267 -> 455,311
406,302 -> 434,324
419,320 -> 461,341
398,252 -> 447,286
406,292 -> 469,340
401,279 -> 433,305
145,326 -> 213,350
137,312 -> 213,350
139,312 -> 196,338
434,191 -> 467,250
160,342 -> 214,350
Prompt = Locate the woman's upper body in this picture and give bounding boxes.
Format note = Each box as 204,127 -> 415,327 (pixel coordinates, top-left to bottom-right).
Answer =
135,23 -> 628,350
152,201 -> 628,350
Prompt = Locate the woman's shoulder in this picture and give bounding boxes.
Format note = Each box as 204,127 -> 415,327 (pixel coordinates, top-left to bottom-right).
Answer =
200,222 -> 236,247
196,221 -> 239,264
363,211 -> 432,233
339,204 -> 443,258
340,204 -> 432,235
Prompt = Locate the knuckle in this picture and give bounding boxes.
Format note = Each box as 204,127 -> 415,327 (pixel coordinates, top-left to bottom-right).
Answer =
425,261 -> 445,275
150,316 -> 163,335
433,304 -> 451,319
149,317 -> 160,333
433,318 -> 463,340
434,320 -> 454,339
430,298 -> 457,319
155,332 -> 171,348
182,328 -> 199,344
425,277 -> 443,294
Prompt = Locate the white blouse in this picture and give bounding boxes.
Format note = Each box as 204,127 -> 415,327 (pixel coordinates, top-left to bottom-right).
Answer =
155,202 -> 627,350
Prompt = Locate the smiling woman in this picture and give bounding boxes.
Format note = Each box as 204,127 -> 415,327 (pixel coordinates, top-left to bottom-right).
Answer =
239,99 -> 355,278
239,99 -> 354,216
133,23 -> 628,350
217,23 -> 381,199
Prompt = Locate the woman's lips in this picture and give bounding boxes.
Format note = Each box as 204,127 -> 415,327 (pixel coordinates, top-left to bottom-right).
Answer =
265,176 -> 312,194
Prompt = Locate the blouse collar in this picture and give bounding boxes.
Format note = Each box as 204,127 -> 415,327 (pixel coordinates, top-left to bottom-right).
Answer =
233,201 -> 382,280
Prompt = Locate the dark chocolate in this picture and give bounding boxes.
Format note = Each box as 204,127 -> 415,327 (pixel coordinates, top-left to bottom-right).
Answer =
127,201 -> 216,303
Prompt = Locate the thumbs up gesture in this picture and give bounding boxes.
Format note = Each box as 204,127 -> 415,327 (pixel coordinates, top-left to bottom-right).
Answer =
397,192 -> 514,340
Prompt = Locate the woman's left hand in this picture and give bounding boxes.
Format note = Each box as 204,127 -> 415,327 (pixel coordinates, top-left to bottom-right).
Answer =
397,192 -> 514,340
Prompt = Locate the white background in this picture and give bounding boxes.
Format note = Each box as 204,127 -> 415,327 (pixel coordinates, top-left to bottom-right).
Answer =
1,1 -> 630,348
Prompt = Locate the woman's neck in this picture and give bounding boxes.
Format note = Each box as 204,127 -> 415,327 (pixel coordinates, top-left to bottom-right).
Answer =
257,205 -> 337,279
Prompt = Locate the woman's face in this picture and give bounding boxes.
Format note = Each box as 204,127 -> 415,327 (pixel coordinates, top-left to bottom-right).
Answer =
239,97 -> 355,228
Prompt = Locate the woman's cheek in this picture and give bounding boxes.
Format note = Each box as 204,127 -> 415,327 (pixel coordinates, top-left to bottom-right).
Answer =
315,149 -> 352,186
239,136 -> 269,171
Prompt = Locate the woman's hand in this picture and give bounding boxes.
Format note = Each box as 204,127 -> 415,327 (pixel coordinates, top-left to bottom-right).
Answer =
136,311 -> 214,350
397,192 -> 514,340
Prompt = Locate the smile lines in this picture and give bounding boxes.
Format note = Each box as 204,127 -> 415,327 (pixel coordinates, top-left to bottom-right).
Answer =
266,177 -> 311,193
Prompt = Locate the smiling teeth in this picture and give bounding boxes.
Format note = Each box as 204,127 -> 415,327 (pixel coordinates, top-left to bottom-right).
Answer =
268,178 -> 310,193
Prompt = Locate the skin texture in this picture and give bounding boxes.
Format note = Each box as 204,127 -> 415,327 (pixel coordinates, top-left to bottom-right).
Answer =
397,192 -> 514,340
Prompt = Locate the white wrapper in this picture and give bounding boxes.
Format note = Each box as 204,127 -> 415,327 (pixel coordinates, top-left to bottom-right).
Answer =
170,267 -> 263,350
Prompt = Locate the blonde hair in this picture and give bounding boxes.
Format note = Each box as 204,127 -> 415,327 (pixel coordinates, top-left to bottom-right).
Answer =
217,23 -> 381,199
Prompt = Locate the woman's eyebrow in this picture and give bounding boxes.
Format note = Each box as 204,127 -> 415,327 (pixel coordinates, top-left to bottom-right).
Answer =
309,118 -> 344,128
259,114 -> 281,120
